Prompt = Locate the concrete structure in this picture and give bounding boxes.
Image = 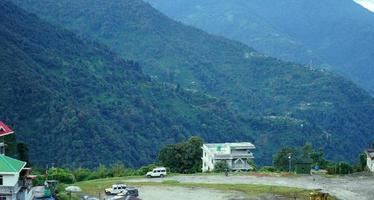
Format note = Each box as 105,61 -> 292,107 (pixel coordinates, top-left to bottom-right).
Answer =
366,149 -> 374,172
202,142 -> 255,172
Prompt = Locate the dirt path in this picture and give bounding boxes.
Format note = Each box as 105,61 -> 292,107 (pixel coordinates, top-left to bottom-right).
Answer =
136,186 -> 257,200
128,174 -> 374,200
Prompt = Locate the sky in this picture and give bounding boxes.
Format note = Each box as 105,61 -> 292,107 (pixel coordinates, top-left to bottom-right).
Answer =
354,0 -> 374,12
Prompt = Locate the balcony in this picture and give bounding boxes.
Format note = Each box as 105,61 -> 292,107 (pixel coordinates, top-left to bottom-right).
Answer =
0,181 -> 20,195
214,152 -> 254,160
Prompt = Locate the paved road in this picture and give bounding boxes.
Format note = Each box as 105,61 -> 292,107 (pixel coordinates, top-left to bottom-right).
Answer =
128,174 -> 374,200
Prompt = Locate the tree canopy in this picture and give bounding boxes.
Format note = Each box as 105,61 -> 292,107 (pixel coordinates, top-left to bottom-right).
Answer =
158,136 -> 203,173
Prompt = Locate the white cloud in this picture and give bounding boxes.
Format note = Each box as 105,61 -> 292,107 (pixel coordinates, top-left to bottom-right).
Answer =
354,0 -> 374,12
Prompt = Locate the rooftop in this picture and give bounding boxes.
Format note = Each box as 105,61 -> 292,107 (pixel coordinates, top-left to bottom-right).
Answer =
0,154 -> 26,174
366,149 -> 374,159
0,121 -> 14,137
203,142 -> 255,156
204,142 -> 255,149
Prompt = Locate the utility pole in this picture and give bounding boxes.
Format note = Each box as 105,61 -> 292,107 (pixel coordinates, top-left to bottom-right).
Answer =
288,153 -> 292,173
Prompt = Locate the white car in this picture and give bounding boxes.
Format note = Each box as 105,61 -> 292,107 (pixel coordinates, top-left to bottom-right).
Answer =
146,167 -> 167,178
104,183 -> 127,195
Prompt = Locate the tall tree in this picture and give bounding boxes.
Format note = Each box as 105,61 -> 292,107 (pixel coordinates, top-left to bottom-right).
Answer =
358,153 -> 367,172
273,147 -> 297,171
158,136 -> 203,173
17,142 -> 30,166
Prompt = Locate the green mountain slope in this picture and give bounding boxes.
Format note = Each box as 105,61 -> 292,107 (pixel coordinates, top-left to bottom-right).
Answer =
0,0 -> 264,167
9,0 -> 374,164
146,0 -> 374,94
146,0 -> 322,66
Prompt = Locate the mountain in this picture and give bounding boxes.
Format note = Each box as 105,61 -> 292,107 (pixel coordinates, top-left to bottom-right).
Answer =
0,0 -> 264,168
9,0 -> 374,164
146,0 -> 374,94
146,0 -> 322,66
355,0 -> 374,12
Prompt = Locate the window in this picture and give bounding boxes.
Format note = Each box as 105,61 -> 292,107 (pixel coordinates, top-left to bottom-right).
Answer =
161,170 -> 165,172
0,196 -> 6,200
0,176 -> 3,185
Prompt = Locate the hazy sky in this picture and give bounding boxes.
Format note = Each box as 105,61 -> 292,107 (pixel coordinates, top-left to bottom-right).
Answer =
354,0 -> 374,12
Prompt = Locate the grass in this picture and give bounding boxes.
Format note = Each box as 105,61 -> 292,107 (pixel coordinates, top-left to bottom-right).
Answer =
74,176 -> 338,200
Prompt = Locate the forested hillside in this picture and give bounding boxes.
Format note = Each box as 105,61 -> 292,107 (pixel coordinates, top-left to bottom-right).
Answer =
146,0 -> 321,66
0,0 -> 263,168
146,0 -> 374,94
10,0 -> 374,164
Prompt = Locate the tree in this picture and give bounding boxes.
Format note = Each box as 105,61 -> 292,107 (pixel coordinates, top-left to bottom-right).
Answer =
96,164 -> 109,178
273,147 -> 297,171
17,143 -> 30,166
158,136 -> 203,173
73,168 -> 92,182
358,153 -> 367,172
310,148 -> 328,169
337,162 -> 353,174
48,168 -> 75,184
273,144 -> 330,172
111,163 -> 126,177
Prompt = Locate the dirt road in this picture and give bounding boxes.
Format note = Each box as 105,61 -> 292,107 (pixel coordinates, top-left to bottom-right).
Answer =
135,186 -> 268,200
128,174 -> 374,200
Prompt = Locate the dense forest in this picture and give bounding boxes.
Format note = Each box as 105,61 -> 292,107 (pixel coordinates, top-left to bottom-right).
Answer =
0,1 -> 260,167
146,0 -> 374,94
3,0 -> 339,168
10,0 -> 374,165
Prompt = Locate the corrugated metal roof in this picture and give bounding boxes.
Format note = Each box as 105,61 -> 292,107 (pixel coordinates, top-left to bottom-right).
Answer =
0,155 -> 26,173
0,121 -> 14,137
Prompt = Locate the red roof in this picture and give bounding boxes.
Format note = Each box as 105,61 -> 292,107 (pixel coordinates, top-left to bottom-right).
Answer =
0,121 -> 14,137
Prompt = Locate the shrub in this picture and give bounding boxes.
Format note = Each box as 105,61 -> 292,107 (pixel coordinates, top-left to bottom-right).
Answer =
73,168 -> 92,182
259,166 -> 276,173
137,164 -> 158,175
48,168 -> 75,184
33,175 -> 46,186
214,161 -> 229,172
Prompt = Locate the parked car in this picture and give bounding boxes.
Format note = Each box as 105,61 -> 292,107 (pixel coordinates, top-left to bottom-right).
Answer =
105,183 -> 127,195
108,188 -> 139,200
82,196 -> 99,200
146,167 -> 167,178
118,187 -> 139,198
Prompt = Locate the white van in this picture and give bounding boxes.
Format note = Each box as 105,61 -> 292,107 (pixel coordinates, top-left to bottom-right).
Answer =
146,167 -> 167,178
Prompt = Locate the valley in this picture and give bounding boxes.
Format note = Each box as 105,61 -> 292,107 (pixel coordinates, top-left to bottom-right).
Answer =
146,0 -> 374,94
7,0 -> 374,167
1,0 -> 374,200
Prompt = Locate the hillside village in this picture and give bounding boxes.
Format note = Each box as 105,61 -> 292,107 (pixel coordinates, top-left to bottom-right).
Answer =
2,0 -> 374,200
1,121 -> 374,200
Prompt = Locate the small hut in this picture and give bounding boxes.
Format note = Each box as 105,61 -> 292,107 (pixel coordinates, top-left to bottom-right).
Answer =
295,158 -> 312,174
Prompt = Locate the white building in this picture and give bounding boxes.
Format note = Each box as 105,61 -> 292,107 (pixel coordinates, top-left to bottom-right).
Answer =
202,142 -> 255,172
0,121 -> 34,200
0,155 -> 34,200
366,149 -> 374,172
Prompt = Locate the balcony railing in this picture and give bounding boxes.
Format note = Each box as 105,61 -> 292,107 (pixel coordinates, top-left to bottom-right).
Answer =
0,181 -> 20,195
214,152 -> 254,159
